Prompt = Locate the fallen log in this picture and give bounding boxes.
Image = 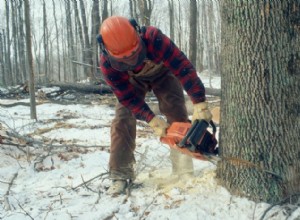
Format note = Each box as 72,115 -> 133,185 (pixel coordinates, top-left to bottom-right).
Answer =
45,82 -> 221,96
206,88 -> 221,97
45,82 -> 112,94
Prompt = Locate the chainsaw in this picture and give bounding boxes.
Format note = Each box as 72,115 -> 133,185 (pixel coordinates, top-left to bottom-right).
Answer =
160,119 -> 219,163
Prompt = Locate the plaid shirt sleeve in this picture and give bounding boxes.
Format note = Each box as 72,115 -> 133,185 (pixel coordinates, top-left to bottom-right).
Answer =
144,26 -> 206,103
100,55 -> 155,123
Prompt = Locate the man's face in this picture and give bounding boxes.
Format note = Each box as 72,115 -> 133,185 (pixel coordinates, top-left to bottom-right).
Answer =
108,39 -> 147,71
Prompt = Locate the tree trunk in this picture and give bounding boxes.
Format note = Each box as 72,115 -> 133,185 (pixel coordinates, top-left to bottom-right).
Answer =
206,2 -> 214,71
189,0 -> 197,68
168,0 -> 174,40
217,0 -> 300,203
43,0 -> 49,83
52,0 -> 61,81
18,0 -> 27,83
129,0 -> 134,19
138,0 -> 153,26
212,0 -> 221,76
65,0 -> 77,82
24,0 -> 37,120
5,0 -> 13,86
11,0 -> 19,84
91,0 -> 100,82
73,0 -> 85,80
73,0 -> 84,50
0,32 -> 5,86
102,0 -> 108,22
177,0 -> 182,49
79,0 -> 93,80
196,1 -> 204,72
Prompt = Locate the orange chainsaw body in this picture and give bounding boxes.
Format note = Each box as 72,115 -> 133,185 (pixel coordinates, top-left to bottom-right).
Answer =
160,120 -> 218,161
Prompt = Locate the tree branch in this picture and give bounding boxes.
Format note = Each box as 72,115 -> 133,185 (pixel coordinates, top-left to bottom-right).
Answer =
4,172 -> 19,211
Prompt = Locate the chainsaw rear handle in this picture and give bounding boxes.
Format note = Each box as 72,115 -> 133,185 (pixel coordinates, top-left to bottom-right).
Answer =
192,120 -> 217,134
210,120 -> 217,134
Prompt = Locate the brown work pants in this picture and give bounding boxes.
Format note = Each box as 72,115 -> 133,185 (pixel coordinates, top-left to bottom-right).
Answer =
109,66 -> 193,180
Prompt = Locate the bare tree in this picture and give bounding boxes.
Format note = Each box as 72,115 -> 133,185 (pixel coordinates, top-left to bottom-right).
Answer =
11,0 -> 19,84
0,32 -> 5,86
65,0 -> 77,82
5,0 -> 12,85
137,0 -> 154,26
168,0 -> 174,40
18,0 -> 26,83
79,0 -> 93,80
91,0 -> 100,81
102,0 -> 108,22
24,0 -> 37,120
176,0 -> 182,49
189,0 -> 197,68
196,1 -> 204,72
73,0 -> 85,79
42,0 -> 49,83
129,0 -> 139,22
52,0 -> 61,81
73,0 -> 84,54
43,0 -> 49,82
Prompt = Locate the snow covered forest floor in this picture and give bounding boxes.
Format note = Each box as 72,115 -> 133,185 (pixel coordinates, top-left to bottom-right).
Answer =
0,75 -> 299,220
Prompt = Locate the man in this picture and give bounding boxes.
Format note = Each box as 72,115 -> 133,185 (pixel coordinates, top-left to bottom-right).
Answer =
98,16 -> 212,195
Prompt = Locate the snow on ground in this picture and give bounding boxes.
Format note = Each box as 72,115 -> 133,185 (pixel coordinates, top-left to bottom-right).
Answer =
0,75 -> 298,220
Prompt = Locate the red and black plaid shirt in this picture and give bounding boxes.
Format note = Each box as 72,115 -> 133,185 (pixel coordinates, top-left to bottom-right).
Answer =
100,26 -> 206,123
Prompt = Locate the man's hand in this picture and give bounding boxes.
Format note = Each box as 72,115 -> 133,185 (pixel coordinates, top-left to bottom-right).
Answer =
192,102 -> 212,122
148,116 -> 169,137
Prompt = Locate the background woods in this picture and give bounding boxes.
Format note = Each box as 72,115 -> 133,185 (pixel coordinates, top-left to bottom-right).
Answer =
0,0 -> 221,87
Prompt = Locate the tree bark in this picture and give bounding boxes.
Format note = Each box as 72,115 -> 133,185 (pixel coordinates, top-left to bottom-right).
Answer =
5,0 -> 13,86
52,0 -> 61,81
65,0 -> 77,82
177,0 -> 182,49
196,1 -> 204,72
189,0 -> 197,68
18,0 -> 26,83
79,0 -> 93,80
0,32 -> 5,86
24,0 -> 37,120
91,0 -> 100,82
43,0 -> 49,83
102,0 -> 108,22
138,0 -> 153,26
11,0 -> 19,84
168,0 -> 174,40
218,0 -> 300,203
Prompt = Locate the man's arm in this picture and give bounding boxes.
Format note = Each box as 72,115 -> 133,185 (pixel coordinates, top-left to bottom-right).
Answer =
100,55 -> 155,122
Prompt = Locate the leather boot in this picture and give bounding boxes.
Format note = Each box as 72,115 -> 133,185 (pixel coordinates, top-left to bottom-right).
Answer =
107,180 -> 128,196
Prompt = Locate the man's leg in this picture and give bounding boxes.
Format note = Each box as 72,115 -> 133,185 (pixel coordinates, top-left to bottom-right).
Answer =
107,102 -> 136,195
151,72 -> 194,176
108,78 -> 148,195
109,102 -> 136,180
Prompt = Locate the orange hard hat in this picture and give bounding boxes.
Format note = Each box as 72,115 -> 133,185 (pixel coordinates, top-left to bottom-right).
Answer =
100,16 -> 140,59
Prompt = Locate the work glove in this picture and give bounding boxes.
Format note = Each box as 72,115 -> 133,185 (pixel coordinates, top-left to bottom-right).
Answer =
148,116 -> 169,137
192,101 -> 212,123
